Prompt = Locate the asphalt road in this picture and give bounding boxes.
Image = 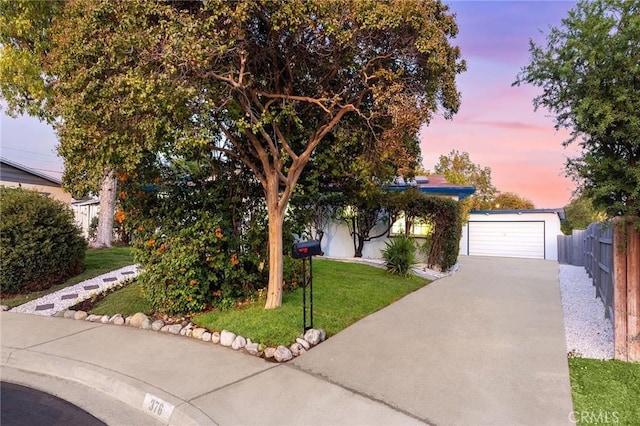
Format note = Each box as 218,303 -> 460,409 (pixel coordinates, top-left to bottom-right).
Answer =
1,381 -> 106,426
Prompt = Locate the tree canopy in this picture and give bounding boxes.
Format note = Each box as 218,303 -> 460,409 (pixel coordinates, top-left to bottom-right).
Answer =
515,0 -> 640,219
168,0 -> 466,307
1,0 -> 466,310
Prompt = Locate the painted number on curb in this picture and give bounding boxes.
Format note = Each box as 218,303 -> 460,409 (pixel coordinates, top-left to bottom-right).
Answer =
143,393 -> 174,422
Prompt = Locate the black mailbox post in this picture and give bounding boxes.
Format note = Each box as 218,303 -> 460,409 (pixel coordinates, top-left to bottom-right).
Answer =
292,240 -> 321,332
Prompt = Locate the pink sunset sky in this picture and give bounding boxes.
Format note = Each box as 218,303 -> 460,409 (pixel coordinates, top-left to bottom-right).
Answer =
1,1 -> 579,208
421,0 -> 579,208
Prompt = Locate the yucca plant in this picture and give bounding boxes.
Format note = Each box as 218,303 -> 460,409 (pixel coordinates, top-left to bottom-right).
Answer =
382,234 -> 416,276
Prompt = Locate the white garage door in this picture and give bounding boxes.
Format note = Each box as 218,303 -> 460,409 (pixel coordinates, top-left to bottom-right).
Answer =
468,221 -> 545,259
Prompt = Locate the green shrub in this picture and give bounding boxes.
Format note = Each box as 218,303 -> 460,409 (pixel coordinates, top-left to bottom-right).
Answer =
382,234 -> 416,276
136,212 -> 246,314
0,187 -> 86,293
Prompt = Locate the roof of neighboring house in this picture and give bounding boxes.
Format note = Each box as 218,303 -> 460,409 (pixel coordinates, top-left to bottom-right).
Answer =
0,157 -> 62,186
471,208 -> 567,221
390,175 -> 476,200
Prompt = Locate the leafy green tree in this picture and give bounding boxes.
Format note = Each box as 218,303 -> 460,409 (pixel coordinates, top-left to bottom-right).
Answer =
50,0 -> 192,247
562,195 -> 607,234
490,192 -> 535,210
0,1 -> 192,248
170,0 -> 465,308
0,0 -> 61,120
515,0 -> 640,219
433,150 -> 496,217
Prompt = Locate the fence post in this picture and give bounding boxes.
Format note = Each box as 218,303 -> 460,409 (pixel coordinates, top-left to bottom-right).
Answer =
613,220 -> 628,361
626,221 -> 640,362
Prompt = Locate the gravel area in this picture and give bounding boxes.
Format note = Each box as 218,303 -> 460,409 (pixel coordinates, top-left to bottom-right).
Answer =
559,264 -> 614,359
10,265 -> 140,316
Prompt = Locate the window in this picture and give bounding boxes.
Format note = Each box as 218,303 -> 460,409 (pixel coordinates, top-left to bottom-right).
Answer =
390,213 -> 433,238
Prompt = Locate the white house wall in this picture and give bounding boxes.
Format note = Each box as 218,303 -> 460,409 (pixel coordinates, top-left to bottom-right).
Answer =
321,219 -> 391,259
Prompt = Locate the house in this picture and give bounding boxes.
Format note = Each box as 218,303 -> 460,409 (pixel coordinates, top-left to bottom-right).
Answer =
0,157 -> 71,204
320,175 -> 476,259
459,209 -> 565,261
71,197 -> 100,238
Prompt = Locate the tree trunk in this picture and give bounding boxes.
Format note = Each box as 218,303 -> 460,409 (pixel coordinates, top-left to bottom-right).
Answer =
264,178 -> 285,309
93,168 -> 117,248
354,235 -> 365,258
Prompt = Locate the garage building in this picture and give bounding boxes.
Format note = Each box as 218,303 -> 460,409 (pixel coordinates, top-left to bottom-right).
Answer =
459,209 -> 565,261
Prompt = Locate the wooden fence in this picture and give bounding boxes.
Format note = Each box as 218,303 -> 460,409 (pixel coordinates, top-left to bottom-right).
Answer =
558,218 -> 640,362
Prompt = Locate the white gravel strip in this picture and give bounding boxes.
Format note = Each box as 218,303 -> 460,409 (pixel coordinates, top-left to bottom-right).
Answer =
559,264 -> 614,359
10,265 -> 140,316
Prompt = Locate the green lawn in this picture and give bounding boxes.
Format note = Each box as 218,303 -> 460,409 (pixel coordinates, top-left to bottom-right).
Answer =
569,357 -> 640,425
90,280 -> 153,317
192,258 -> 429,346
1,246 -> 134,308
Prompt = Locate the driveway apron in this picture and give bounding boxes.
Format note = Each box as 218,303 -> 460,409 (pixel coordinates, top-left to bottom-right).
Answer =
292,256 -> 574,426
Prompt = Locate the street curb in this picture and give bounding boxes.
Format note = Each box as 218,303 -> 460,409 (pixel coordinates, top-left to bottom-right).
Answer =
1,348 -> 216,426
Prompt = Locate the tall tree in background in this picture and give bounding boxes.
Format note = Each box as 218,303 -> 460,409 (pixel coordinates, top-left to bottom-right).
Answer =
0,1 -> 192,247
433,150 -> 497,216
172,0 -> 465,308
515,0 -> 640,219
562,194 -> 606,234
48,0 -> 191,247
491,192 -> 535,210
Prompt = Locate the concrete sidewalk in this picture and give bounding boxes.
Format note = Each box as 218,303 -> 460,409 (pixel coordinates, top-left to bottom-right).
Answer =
1,256 -> 573,426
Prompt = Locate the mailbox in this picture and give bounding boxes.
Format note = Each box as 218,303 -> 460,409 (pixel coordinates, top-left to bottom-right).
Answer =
292,240 -> 322,259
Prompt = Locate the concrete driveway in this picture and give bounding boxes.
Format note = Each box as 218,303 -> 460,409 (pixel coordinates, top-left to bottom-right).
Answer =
292,256 -> 574,426
2,256 -> 573,426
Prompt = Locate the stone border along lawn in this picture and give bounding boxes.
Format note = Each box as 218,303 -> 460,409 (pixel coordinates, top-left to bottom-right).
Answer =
9,258 -> 438,363
54,308 -> 325,363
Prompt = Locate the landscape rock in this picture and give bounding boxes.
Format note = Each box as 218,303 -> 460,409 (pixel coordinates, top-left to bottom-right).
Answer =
63,310 -> 76,319
290,343 -> 303,356
318,329 -> 326,342
274,346 -> 293,362
231,335 -> 247,350
192,328 -> 207,340
130,312 -> 148,328
86,314 -> 101,322
296,338 -> 310,350
180,328 -> 187,336
141,319 -> 152,330
1,305 -> 9,311
220,330 -> 236,347
113,316 -> 125,326
201,332 -> 212,342
53,311 -> 66,317
100,315 -> 110,324
211,332 -> 220,344
160,325 -> 170,333
186,329 -> 193,338
264,347 -> 276,359
125,316 -> 132,325
168,324 -> 182,334
108,314 -> 123,324
74,311 -> 88,321
151,320 -> 165,331
304,329 -> 321,346
245,342 -> 260,355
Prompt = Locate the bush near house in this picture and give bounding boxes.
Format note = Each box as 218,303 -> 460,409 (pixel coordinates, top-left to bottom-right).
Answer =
390,190 -> 462,272
0,187 -> 86,294
382,234 -> 416,276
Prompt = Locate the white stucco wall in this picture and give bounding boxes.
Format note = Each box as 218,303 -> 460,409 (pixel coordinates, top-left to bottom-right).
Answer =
321,219 -> 391,259
322,210 -> 563,261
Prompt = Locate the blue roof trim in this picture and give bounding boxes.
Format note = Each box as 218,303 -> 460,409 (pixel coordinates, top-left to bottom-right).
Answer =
471,208 -> 566,221
388,184 -> 476,200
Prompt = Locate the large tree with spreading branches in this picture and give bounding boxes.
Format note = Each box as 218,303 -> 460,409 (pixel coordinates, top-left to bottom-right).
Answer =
514,0 -> 640,219
170,0 -> 466,308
